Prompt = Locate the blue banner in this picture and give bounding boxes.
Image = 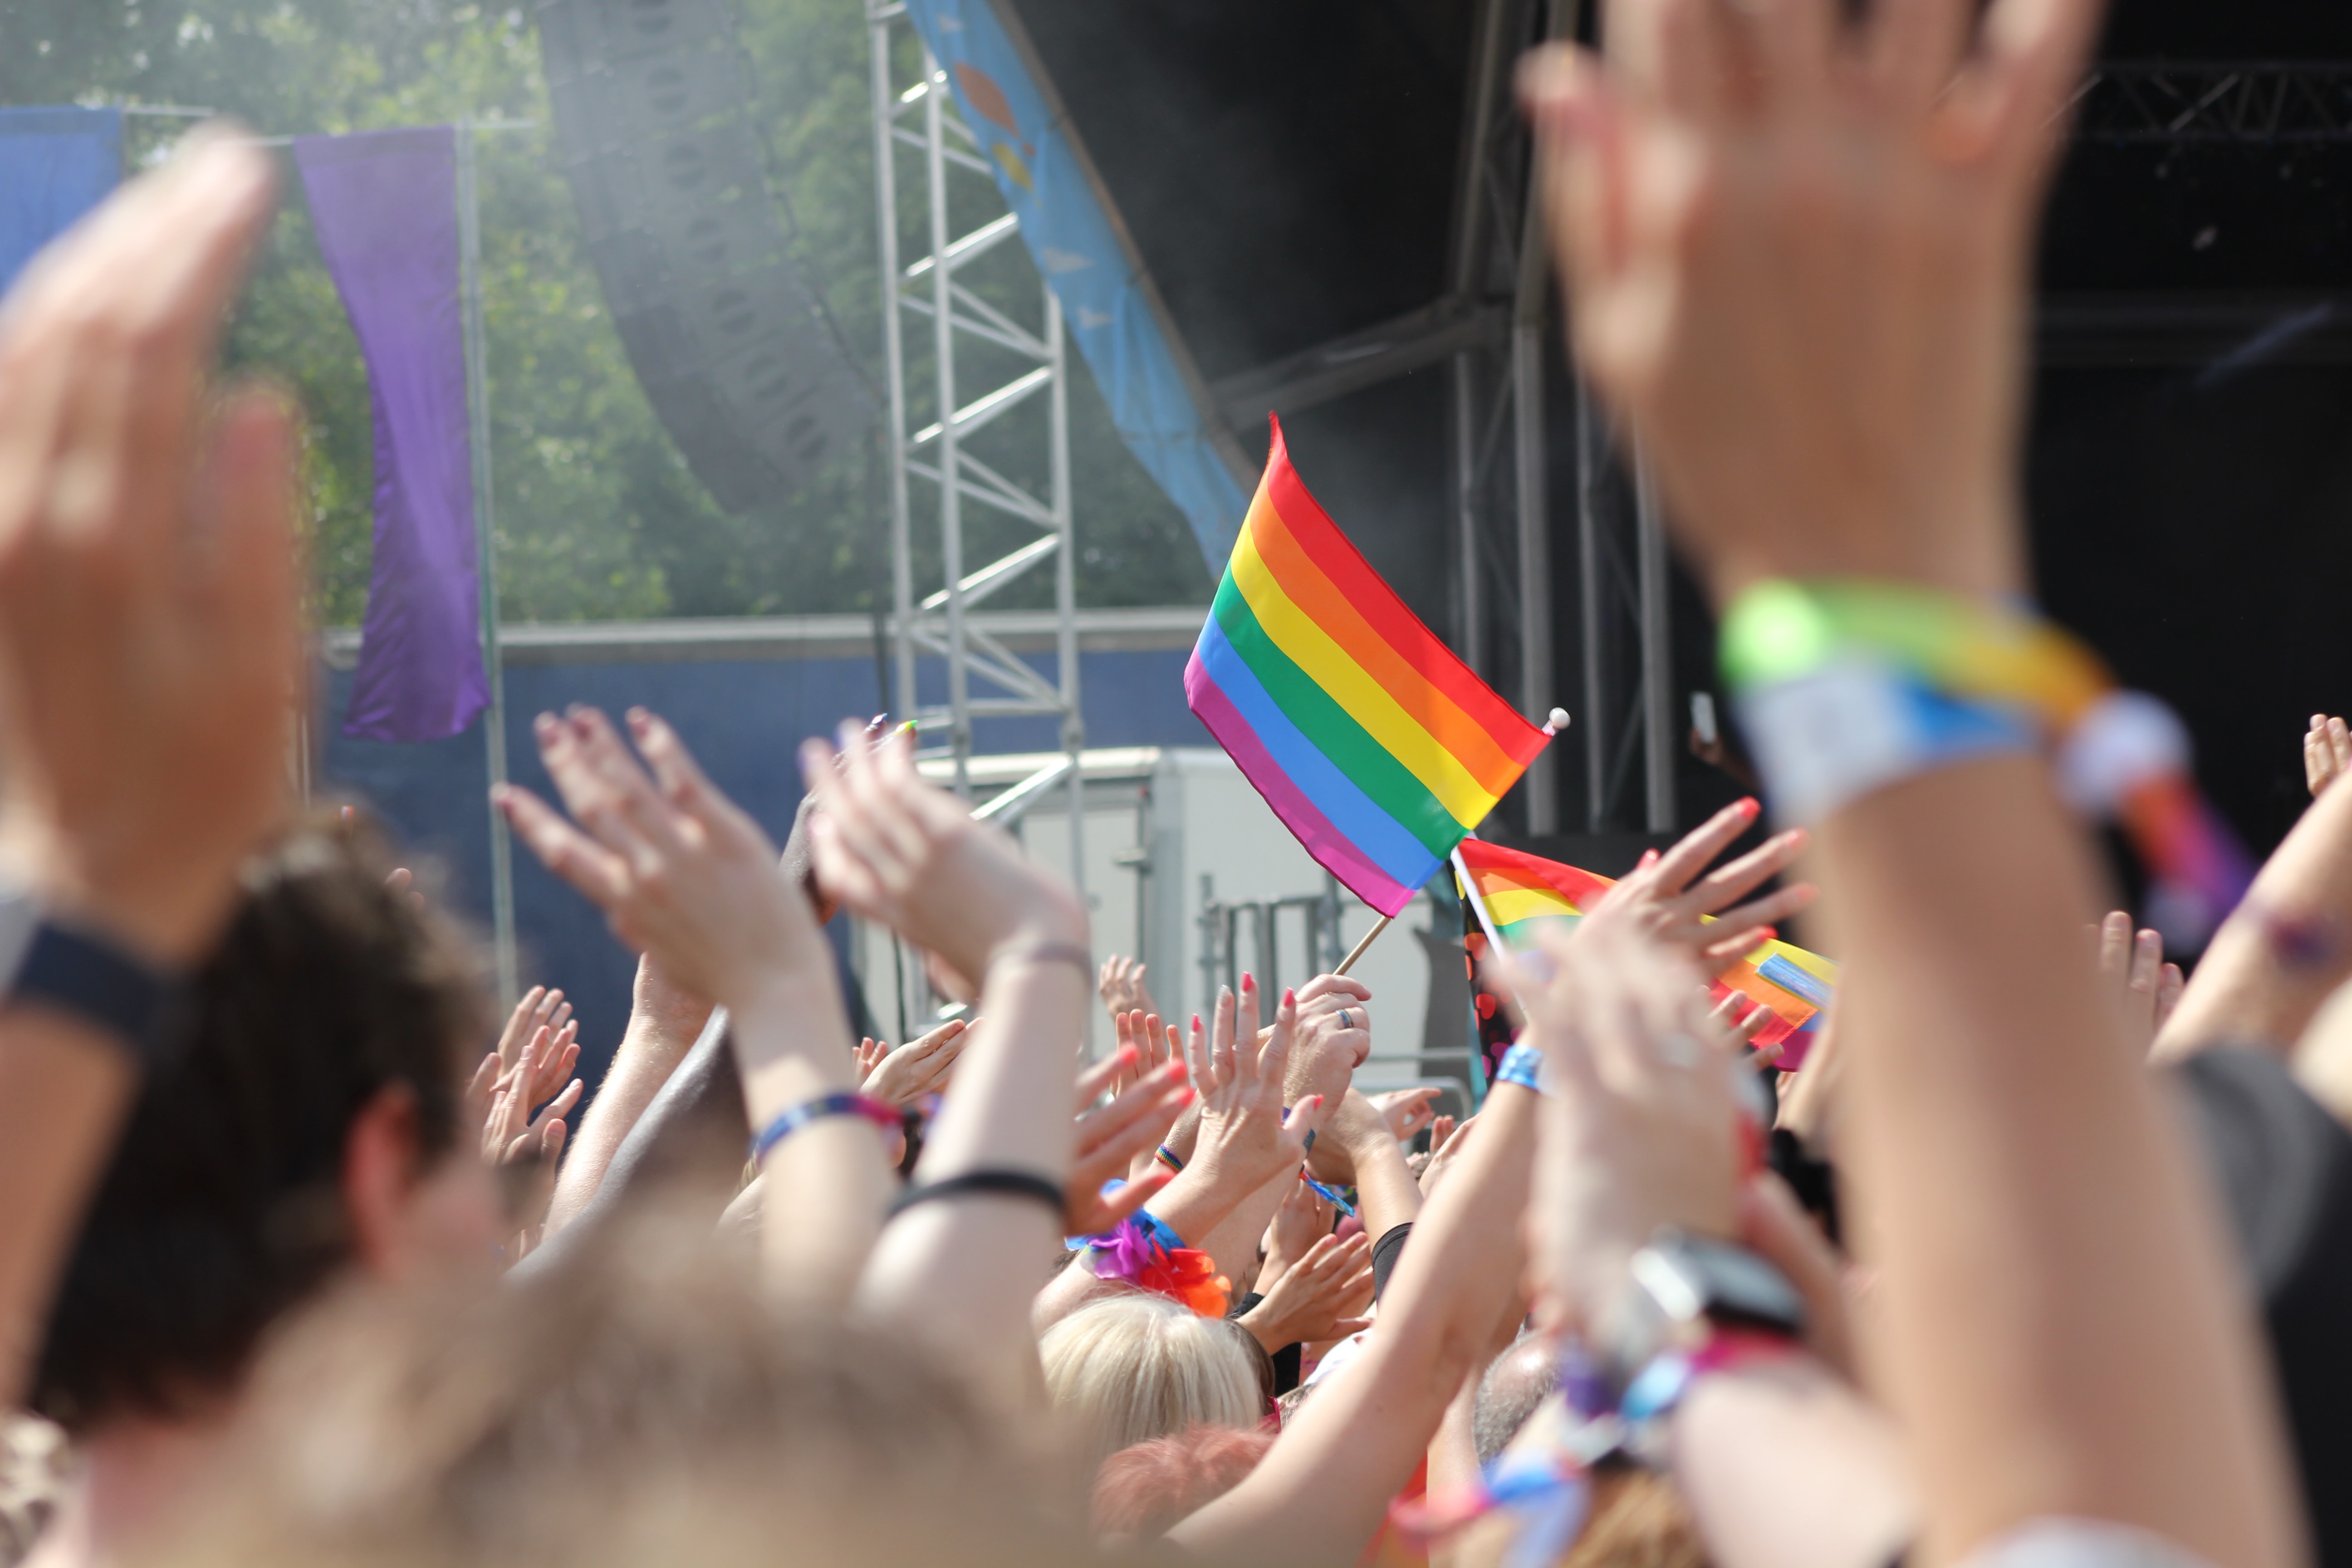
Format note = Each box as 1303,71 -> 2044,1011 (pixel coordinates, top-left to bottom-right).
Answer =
901,0 -> 1250,570
0,108 -> 123,293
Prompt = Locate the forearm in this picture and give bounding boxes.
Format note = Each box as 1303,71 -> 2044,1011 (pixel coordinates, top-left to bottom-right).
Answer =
2156,777 -> 2352,1061
507,1010 -> 745,1280
0,1015 -> 137,1406
1670,1355 -> 1915,1568
1426,1372 -> 1487,1568
1191,1169 -> 1289,1291
1173,1082 -> 1537,1563
737,971 -> 887,1309
858,956 -> 1084,1410
1346,1130 -> 1423,1245
1821,757 -> 2302,1568
545,960 -> 713,1235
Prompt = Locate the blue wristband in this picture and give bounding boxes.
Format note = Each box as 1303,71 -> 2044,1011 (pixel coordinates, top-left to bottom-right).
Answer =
748,1092 -> 898,1165
1735,660 -> 2037,826
1129,1207 -> 1186,1252
1494,1041 -> 1544,1093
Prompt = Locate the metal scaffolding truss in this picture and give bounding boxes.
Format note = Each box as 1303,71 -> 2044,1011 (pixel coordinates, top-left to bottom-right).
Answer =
1447,0 -> 1563,834
867,3 -> 1084,1005
2074,63 -> 2352,145
1448,0 -> 1674,836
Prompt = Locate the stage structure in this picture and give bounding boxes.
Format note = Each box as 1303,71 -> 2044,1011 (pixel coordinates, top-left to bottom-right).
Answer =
866,3 -> 1087,1028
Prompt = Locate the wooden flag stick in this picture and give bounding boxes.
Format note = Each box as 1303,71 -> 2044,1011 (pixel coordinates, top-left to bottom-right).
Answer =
1333,915 -> 1392,977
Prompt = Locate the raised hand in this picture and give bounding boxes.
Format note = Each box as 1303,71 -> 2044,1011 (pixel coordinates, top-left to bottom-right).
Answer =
1284,974 -> 1373,1108
1112,1006 -> 1174,1094
859,1016 -> 971,1107
1492,904 -> 1750,1336
497,707 -> 823,1008
1261,1173 -> 1337,1284
1184,977 -> 1326,1193
2308,715 -> 2351,798
1369,1085 -> 1441,1145
1526,0 -> 2100,604
1065,1045 -> 1192,1236
0,131 -> 299,966
798,722 -> 1085,981
1098,955 -> 1158,1021
496,986 -> 570,1079
1239,1231 -> 1376,1354
1595,797 -> 1815,970
2092,911 -> 2185,1059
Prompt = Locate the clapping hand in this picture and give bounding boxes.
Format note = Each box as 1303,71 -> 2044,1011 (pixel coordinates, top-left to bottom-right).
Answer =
858,1016 -> 972,1106
1240,1230 -> 1375,1353
497,708 -> 825,1008
0,131 -> 299,966
1064,1044 -> 1192,1236
2309,715 -> 2351,798
1099,955 -> 1159,1021
1185,976 -> 1327,1192
798,722 -> 1085,981
1593,797 -> 1815,971
2092,911 -> 2184,1058
1370,1086 -> 1442,1145
1112,1006 -> 1176,1093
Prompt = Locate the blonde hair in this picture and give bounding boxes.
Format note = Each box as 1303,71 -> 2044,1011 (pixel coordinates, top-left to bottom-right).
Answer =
1039,1293 -> 1261,1476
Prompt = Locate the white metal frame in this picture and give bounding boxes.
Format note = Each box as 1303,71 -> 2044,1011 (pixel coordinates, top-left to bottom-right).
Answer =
868,3 -> 1085,1027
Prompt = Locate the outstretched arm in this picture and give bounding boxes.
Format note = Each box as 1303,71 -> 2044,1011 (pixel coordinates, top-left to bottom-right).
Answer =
0,132 -> 295,1405
1526,0 -> 2302,1553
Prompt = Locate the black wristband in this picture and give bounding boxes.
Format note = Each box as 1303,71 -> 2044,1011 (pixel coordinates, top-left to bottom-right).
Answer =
10,920 -> 187,1071
887,1168 -> 1064,1220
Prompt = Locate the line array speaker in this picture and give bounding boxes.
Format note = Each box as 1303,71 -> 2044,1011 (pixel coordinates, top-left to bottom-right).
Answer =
537,0 -> 872,512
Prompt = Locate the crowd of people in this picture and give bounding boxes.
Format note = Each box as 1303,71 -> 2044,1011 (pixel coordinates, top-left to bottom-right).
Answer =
0,0 -> 2344,1563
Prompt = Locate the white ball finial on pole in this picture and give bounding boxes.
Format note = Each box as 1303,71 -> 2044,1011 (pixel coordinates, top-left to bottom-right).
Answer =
1544,707 -> 1572,735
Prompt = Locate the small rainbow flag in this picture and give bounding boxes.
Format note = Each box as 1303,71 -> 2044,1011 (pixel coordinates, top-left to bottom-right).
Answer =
1454,838 -> 1837,1059
1185,418 -> 1550,916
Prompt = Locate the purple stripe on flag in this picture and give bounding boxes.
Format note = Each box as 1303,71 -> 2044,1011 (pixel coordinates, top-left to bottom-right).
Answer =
295,126 -> 487,743
1185,648 -> 1413,916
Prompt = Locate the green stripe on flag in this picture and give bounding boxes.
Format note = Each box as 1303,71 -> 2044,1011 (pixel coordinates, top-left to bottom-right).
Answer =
1212,576 -> 1465,859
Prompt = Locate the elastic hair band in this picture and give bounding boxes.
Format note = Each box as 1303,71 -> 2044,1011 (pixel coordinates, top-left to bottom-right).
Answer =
888,1167 -> 1065,1220
750,1092 -> 899,1165
987,938 -> 1094,979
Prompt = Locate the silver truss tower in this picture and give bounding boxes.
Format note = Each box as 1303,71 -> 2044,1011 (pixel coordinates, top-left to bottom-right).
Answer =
867,4 -> 1086,1013
1447,0 -> 1675,837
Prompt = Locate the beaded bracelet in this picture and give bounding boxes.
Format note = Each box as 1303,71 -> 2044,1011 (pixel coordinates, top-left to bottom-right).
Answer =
1720,578 -> 2254,937
748,1092 -> 900,1166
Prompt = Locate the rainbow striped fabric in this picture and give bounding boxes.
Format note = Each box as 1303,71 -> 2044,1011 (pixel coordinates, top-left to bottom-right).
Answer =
1185,418 -> 1550,916
1454,838 -> 1837,1058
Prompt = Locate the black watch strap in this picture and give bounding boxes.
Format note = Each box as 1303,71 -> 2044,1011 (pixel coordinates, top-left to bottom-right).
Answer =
10,921 -> 188,1071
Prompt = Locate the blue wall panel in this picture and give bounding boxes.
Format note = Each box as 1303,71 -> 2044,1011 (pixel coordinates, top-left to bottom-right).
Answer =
315,646 -> 1207,1088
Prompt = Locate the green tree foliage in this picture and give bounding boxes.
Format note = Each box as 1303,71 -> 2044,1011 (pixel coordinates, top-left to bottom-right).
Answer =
4,0 -> 1211,623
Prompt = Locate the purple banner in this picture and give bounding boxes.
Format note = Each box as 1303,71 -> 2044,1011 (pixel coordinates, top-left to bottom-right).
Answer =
295,126 -> 488,743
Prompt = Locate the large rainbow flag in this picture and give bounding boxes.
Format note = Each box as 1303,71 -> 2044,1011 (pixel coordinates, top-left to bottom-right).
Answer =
1185,419 -> 1550,916
1454,838 -> 1837,1060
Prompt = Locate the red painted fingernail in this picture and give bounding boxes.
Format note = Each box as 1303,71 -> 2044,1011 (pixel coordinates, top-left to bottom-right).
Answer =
1191,1014 -> 1202,1032
1242,972 -> 1254,990
1283,987 -> 1296,1006
1737,796 -> 1759,818
1167,1058 -> 1188,1079
1172,1087 -> 1196,1107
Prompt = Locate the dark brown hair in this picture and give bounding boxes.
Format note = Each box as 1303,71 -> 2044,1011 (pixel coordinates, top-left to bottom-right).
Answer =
31,810 -> 486,1433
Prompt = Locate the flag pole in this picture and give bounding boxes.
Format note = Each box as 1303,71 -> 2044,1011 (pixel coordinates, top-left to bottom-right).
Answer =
458,118 -> 517,1009
1333,914 -> 1391,977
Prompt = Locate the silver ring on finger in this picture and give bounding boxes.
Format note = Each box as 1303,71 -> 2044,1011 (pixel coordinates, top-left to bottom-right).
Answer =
1337,1009 -> 1353,1031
